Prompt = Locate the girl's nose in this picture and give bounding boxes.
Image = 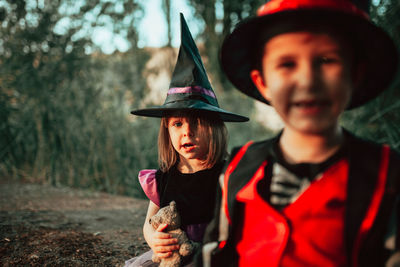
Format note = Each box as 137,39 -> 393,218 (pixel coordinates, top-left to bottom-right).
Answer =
183,123 -> 194,137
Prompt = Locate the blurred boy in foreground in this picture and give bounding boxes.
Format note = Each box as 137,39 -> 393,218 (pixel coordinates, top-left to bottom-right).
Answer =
200,0 -> 399,266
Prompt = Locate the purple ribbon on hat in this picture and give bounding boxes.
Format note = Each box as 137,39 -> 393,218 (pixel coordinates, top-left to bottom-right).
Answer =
167,86 -> 216,99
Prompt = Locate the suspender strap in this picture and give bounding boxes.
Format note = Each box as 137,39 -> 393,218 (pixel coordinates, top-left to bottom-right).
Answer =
358,147 -> 400,266
386,149 -> 400,251
346,132 -> 400,266
351,145 -> 390,266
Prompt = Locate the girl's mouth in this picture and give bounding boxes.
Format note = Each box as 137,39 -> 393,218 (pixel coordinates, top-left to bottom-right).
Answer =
182,143 -> 194,148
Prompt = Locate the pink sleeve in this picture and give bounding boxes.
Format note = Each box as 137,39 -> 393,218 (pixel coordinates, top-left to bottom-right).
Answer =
138,169 -> 160,207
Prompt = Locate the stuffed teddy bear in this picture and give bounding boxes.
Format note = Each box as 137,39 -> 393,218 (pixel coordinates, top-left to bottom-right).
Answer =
149,201 -> 200,267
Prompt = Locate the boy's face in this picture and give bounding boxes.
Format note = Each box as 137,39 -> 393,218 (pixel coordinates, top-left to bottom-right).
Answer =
250,32 -> 354,135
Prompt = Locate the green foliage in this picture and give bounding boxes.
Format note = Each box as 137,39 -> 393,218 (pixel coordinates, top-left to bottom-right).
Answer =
341,0 -> 400,150
0,0 -> 153,198
188,0 -> 264,92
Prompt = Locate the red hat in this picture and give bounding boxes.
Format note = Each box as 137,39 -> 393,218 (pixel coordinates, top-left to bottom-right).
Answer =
220,0 -> 398,109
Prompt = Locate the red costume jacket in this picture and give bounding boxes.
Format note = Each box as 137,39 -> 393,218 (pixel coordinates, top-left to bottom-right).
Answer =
200,132 -> 400,267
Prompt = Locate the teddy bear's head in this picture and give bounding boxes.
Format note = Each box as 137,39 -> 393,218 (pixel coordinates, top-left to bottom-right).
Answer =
149,201 -> 181,231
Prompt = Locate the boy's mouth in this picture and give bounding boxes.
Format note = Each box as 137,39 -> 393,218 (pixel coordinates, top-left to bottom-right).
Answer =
292,100 -> 330,114
293,100 -> 329,108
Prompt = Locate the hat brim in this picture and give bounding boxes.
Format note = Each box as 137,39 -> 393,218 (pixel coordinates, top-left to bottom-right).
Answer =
131,99 -> 249,122
220,9 -> 399,109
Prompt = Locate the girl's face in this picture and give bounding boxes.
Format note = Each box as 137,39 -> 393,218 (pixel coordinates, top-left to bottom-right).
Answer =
167,115 -> 209,165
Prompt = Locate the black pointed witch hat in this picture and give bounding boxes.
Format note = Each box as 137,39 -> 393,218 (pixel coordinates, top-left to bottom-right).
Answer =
131,13 -> 248,122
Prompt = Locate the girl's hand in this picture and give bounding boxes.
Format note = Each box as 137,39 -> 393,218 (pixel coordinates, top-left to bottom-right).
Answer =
151,223 -> 180,259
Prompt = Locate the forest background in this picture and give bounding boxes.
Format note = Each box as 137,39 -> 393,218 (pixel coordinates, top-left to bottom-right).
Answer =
1,0 -> 399,198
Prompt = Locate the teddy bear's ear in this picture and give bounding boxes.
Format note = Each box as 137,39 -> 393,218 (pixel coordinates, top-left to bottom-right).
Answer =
170,201 -> 177,211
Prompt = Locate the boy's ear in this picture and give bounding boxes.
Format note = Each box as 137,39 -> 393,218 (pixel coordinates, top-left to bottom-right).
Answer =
250,69 -> 271,101
352,62 -> 366,89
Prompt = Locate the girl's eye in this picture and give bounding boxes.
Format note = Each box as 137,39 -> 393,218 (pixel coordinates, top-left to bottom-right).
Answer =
172,121 -> 182,127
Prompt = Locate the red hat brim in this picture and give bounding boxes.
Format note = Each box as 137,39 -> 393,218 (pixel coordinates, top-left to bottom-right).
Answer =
220,9 -> 399,109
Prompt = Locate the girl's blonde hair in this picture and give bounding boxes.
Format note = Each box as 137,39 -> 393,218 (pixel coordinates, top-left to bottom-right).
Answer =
158,110 -> 228,172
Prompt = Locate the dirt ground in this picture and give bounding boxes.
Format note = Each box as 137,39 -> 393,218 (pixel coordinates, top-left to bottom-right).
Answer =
0,179 -> 150,266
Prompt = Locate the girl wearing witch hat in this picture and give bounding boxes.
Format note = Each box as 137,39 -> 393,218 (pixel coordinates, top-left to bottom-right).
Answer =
124,14 -> 248,267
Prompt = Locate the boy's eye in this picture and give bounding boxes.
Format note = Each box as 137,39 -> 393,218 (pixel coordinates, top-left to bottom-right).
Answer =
318,56 -> 339,64
278,61 -> 296,69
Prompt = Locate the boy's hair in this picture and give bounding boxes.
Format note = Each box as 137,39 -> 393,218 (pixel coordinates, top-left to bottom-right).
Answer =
158,110 -> 228,172
252,18 -> 359,73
